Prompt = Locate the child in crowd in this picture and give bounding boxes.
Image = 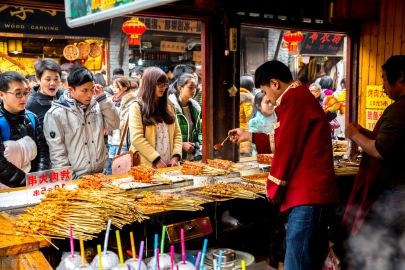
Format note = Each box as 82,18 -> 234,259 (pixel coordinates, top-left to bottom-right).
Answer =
248,91 -> 277,156
43,65 -> 119,179
26,58 -> 65,126
168,73 -> 202,161
128,66 -> 182,168
106,76 -> 138,174
0,71 -> 50,188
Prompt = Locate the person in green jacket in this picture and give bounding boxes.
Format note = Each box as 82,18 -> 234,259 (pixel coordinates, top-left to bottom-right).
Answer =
168,73 -> 202,161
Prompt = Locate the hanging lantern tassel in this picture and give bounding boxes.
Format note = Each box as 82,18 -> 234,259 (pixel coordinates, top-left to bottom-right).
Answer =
102,49 -> 105,66
81,54 -> 84,66
93,58 -> 96,74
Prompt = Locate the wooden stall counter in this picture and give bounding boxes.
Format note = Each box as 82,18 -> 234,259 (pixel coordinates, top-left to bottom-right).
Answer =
0,212 -> 52,270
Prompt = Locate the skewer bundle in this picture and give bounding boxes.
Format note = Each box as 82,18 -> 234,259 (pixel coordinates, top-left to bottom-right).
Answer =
77,173 -> 117,190
128,164 -> 172,184
181,161 -> 227,175
14,188 -> 148,240
134,193 -> 207,214
194,182 -> 264,199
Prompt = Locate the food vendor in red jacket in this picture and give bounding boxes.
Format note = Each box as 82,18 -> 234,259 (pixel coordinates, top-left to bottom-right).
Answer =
229,60 -> 339,270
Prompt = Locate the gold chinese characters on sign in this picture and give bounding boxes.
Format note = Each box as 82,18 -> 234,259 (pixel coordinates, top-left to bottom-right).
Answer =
160,41 -> 186,53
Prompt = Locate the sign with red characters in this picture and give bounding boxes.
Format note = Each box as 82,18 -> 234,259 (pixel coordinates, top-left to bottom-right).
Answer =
300,32 -> 344,55
26,166 -> 72,203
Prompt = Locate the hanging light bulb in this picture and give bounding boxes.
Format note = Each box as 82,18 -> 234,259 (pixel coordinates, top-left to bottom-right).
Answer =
137,36 -> 143,66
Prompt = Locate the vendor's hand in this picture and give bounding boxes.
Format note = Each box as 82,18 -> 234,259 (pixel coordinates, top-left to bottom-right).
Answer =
104,130 -> 109,136
93,84 -> 104,96
228,128 -> 252,143
155,159 -> 167,168
345,122 -> 362,140
182,142 -> 195,154
168,156 -> 179,167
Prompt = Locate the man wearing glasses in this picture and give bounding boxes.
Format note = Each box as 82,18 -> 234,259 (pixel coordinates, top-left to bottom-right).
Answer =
43,65 -> 119,179
0,71 -> 50,188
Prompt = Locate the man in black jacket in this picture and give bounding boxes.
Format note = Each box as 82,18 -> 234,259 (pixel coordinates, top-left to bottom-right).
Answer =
0,71 -> 50,188
26,58 -> 65,126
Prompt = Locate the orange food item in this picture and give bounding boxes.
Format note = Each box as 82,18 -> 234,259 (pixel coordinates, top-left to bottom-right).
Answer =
256,154 -> 273,165
206,159 -> 234,170
128,164 -> 156,183
181,161 -> 205,175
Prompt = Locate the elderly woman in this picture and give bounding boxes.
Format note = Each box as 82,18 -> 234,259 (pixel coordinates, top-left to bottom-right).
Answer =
309,82 -> 325,105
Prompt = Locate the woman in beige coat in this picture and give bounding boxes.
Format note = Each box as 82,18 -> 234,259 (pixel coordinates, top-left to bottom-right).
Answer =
128,67 -> 182,168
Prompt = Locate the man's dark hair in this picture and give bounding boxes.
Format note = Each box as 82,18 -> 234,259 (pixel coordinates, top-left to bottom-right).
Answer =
134,66 -> 145,78
112,68 -> 124,76
61,73 -> 68,83
25,75 -> 36,82
60,63 -> 73,73
382,55 -> 405,84
185,64 -> 196,73
340,78 -> 346,87
319,76 -> 333,90
67,65 -> 94,89
0,71 -> 27,92
34,58 -> 62,79
173,64 -> 187,80
94,73 -> 107,87
240,75 -> 254,92
254,60 -> 293,88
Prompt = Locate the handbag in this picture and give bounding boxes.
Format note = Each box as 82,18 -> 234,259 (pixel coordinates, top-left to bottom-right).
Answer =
111,116 -> 141,175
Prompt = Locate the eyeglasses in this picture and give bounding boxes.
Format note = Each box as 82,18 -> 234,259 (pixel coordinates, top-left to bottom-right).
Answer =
5,91 -> 31,98
156,82 -> 169,89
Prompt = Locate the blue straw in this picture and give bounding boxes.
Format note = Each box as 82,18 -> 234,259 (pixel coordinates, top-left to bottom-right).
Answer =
199,239 -> 208,270
217,250 -> 223,270
154,234 -> 158,270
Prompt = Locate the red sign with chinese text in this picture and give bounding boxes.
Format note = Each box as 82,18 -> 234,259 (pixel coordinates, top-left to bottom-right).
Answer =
26,166 -> 72,203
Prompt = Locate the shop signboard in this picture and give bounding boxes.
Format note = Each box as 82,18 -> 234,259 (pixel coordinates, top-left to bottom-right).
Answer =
193,51 -> 201,62
65,0 -> 179,28
139,18 -> 202,34
0,5 -> 110,37
26,166 -> 73,204
299,32 -> 344,55
365,85 -> 393,130
160,41 -> 186,53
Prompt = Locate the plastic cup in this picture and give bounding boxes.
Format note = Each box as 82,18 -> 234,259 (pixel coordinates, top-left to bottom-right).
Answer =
91,250 -> 120,270
61,255 -> 83,270
175,261 -> 194,270
125,258 -> 147,270
112,264 -> 135,270
74,265 -> 95,270
147,253 -> 171,270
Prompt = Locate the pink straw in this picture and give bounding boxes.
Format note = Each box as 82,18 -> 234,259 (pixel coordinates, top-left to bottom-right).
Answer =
70,225 -> 74,258
170,245 -> 175,270
156,248 -> 161,270
180,229 -> 186,264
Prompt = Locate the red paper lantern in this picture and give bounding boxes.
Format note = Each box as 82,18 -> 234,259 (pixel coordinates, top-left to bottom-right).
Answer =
122,18 -> 146,45
283,31 -> 303,51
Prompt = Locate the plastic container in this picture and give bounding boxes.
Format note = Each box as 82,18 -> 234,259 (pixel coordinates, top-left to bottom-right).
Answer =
212,249 -> 235,270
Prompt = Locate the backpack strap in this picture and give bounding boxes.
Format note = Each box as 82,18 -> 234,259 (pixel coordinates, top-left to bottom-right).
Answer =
0,114 -> 10,141
26,112 -> 36,132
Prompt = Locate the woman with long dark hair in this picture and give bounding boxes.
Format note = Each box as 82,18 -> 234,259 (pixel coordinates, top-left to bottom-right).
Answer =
128,67 -> 182,168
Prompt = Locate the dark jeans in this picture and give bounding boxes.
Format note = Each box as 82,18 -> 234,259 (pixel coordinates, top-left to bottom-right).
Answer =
347,188 -> 405,270
284,205 -> 333,270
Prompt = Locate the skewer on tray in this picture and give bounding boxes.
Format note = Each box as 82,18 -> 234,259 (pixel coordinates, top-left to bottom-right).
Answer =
193,182 -> 264,199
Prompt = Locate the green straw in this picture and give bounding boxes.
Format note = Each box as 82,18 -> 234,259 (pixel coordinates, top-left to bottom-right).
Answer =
161,225 -> 166,254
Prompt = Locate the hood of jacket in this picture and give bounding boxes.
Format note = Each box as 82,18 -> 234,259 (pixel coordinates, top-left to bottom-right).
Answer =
52,92 -> 98,114
168,94 -> 201,113
240,88 -> 254,104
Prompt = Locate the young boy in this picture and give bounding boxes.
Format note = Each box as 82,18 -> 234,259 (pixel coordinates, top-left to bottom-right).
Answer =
229,60 -> 339,270
26,58 -> 65,126
0,71 -> 50,188
43,65 -> 119,179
